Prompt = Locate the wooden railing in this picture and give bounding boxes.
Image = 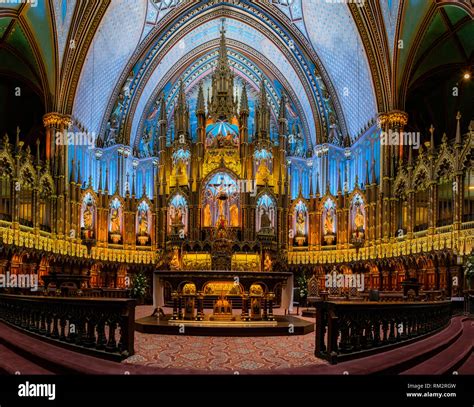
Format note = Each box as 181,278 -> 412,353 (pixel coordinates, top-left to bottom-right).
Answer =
0,294 -> 136,361
315,300 -> 451,364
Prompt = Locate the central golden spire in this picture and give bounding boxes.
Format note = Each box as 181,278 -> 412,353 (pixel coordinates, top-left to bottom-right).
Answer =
208,19 -> 237,122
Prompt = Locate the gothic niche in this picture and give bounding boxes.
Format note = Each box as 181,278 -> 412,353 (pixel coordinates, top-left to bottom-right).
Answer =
293,200 -> 308,246
256,194 -> 276,235
137,200 -> 151,245
168,194 -> 188,237
109,198 -> 123,244
351,193 -> 366,240
254,149 -> 273,186
322,198 -> 336,245
171,148 -> 190,187
81,192 -> 95,239
202,172 -> 239,229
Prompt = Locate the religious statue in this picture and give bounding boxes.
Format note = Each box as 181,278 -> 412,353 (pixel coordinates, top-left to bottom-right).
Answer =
83,205 -> 93,230
354,205 -> 365,231
324,207 -> 335,235
230,204 -> 239,227
264,253 -> 272,272
169,248 -> 180,270
216,213 -> 228,239
256,161 -> 271,185
260,207 -> 272,229
203,204 -> 211,227
138,210 -> 148,235
110,208 -> 121,234
296,209 -> 306,236
171,206 -> 184,226
137,208 -> 150,245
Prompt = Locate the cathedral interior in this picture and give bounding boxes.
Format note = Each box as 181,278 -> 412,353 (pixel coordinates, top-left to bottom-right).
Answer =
0,0 -> 473,381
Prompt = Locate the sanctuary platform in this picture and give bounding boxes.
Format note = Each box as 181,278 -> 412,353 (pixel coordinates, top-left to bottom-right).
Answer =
135,314 -> 314,336
148,269 -> 305,336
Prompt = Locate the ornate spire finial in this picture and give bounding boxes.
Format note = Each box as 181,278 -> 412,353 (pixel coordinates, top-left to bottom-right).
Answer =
159,92 -> 167,122
408,141 -> 413,167
429,124 -> 435,152
209,20 -> 236,122
455,111 -> 462,145
105,167 -> 109,193
70,160 -> 76,183
196,81 -> 205,114
77,161 -> 82,185
365,160 -> 370,185
240,83 -> 249,114
125,172 -> 130,194
217,18 -> 229,72
36,139 -> 40,165
371,159 -> 376,184
98,165 -> 103,192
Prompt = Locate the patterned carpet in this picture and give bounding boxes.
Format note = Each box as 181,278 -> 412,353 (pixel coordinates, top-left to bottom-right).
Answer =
124,306 -> 326,372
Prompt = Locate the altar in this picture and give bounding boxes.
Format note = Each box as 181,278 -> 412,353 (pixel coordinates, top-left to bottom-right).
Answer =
152,269 -> 294,322
133,268 -> 314,336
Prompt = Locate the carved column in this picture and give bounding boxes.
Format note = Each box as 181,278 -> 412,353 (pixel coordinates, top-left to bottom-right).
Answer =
378,111 -> 408,240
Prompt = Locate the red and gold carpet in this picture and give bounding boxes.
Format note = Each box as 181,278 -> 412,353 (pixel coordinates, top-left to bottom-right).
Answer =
124,306 -> 326,372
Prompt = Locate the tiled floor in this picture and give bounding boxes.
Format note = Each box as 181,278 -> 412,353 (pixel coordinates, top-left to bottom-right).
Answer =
124,306 -> 326,372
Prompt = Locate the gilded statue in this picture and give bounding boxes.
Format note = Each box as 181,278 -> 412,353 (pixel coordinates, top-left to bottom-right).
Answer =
203,204 -> 211,227
256,161 -> 271,185
296,209 -> 306,236
171,206 -> 184,226
110,208 -> 121,234
264,253 -> 272,272
83,205 -> 93,230
324,207 -> 335,235
170,248 -> 180,270
138,210 -> 148,235
354,205 -> 365,231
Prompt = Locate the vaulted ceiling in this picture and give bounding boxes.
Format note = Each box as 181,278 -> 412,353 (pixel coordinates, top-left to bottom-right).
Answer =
1,0 -> 472,150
